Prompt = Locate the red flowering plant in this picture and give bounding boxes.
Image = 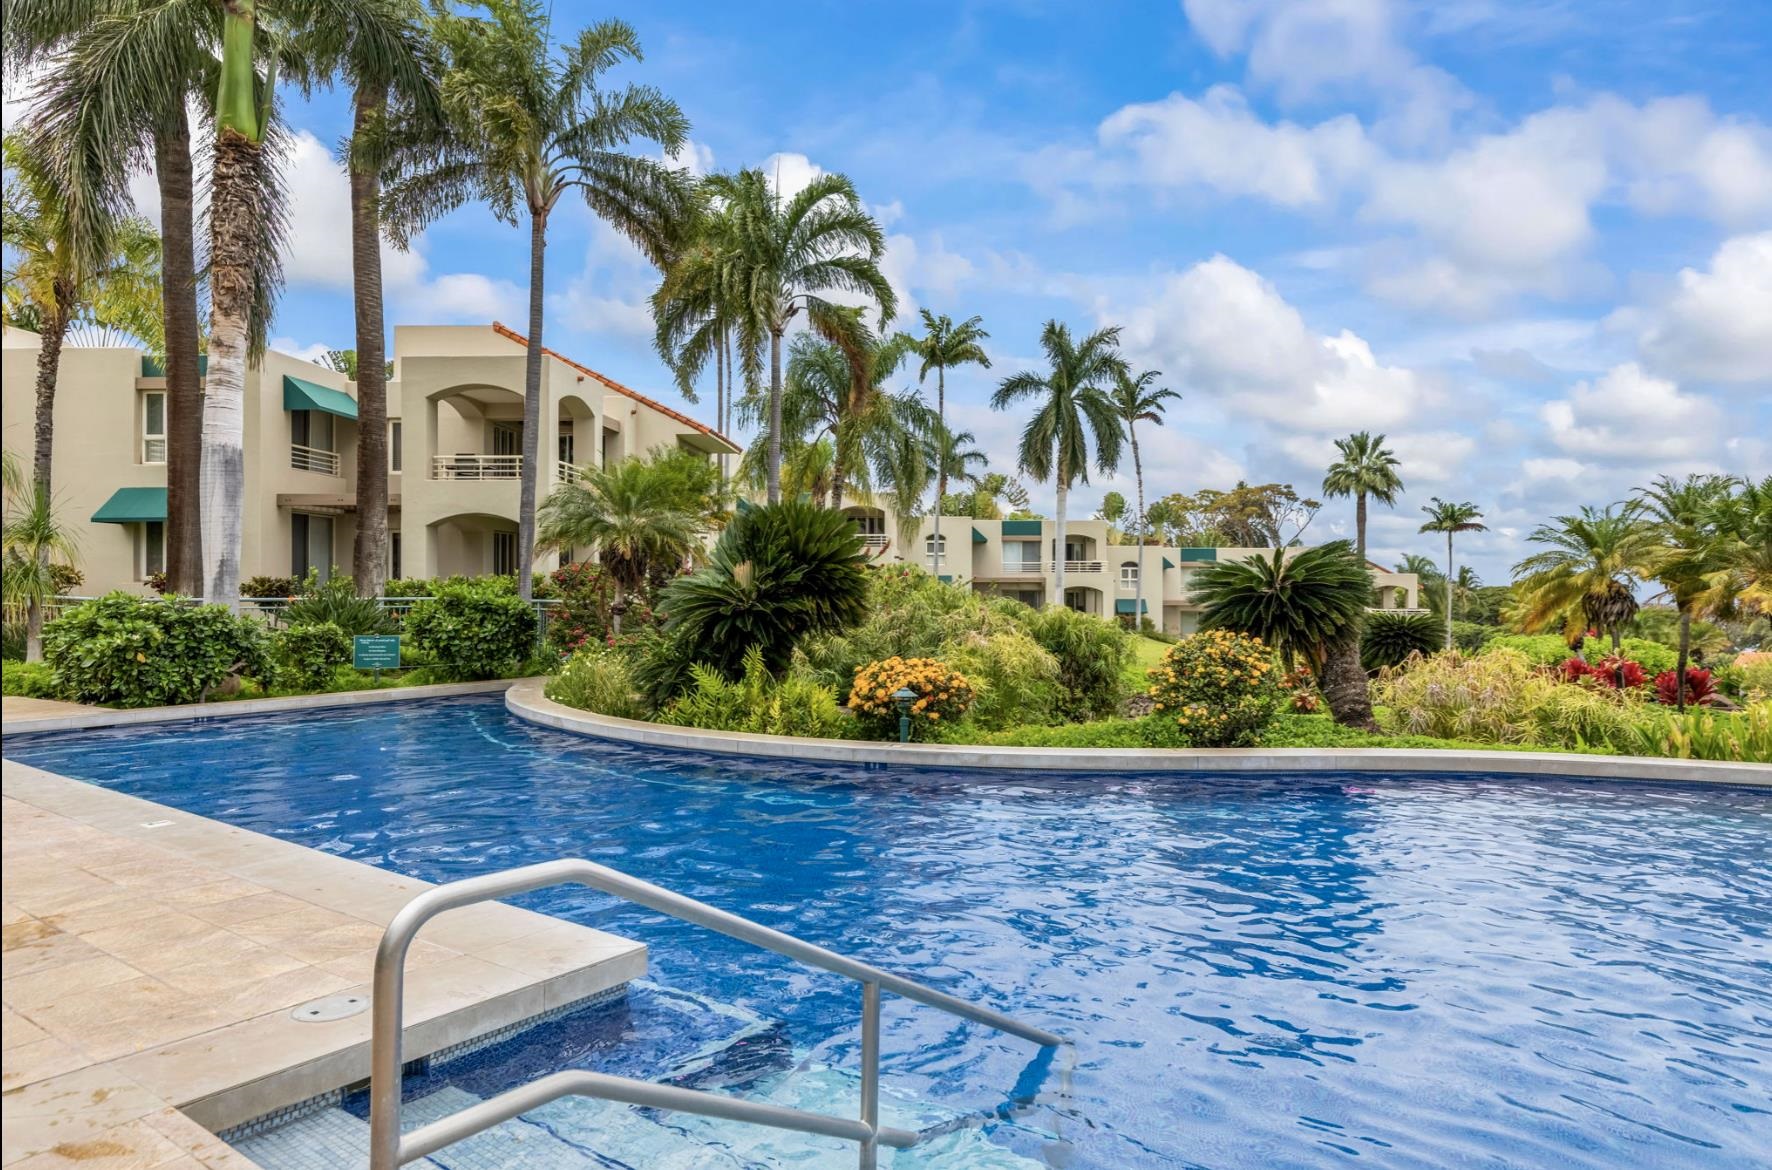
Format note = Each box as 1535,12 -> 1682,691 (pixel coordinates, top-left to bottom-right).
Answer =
543,562 -> 618,654
1560,655 -> 1649,690
1653,667 -> 1716,706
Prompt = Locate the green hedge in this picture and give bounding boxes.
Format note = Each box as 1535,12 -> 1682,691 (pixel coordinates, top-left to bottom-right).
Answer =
404,579 -> 537,680
42,594 -> 269,706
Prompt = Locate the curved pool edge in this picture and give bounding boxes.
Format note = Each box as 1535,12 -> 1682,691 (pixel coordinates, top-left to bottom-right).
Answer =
505,678 -> 1772,786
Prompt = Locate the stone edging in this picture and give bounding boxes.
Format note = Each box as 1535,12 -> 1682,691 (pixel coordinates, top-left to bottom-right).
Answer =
505,678 -> 1772,786
0,677 -> 526,736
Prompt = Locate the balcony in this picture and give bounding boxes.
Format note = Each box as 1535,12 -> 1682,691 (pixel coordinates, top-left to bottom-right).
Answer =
1063,559 -> 1104,573
556,461 -> 582,484
432,453 -> 522,480
290,444 -> 340,476
1000,561 -> 1044,574
858,533 -> 889,550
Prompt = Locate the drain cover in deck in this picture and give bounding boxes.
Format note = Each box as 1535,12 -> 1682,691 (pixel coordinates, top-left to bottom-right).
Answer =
292,994 -> 369,1022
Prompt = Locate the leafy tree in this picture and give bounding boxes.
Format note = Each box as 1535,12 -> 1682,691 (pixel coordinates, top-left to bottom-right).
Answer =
990,320 -> 1126,610
1451,565 -> 1482,619
1511,504 -> 1653,659
1419,497 -> 1487,650
1396,553 -> 1445,614
912,311 -> 991,584
385,5 -> 691,599
941,472 -> 1027,519
1146,483 -> 1320,548
1321,431 -> 1403,563
1,452 -> 80,662
1111,367 -> 1178,628
1635,473 -> 1738,709
770,322 -> 921,511
1712,476 -> 1772,618
536,455 -> 703,632
1191,542 -> 1376,729
654,168 -> 894,503
1097,491 -> 1127,526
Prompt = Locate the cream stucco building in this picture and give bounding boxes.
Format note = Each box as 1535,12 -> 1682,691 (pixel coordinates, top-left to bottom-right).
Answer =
1,322 -> 738,595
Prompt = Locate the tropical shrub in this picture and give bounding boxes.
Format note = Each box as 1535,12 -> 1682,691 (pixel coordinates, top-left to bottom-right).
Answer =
1361,611 -> 1441,671
1280,664 -> 1320,712
1526,683 -> 1644,750
1449,620 -> 1498,652
546,645 -> 647,720
848,656 -> 975,741
382,577 -> 437,598
796,565 -> 1005,688
282,572 -> 395,635
1022,604 -> 1133,721
1732,654 -> 1772,702
659,648 -> 849,738
1559,655 -> 1650,690
542,562 -> 621,654
2,658 -> 59,697
404,579 -> 537,680
1143,629 -> 1283,747
649,500 -> 868,697
941,628 -> 1063,730
1376,649 -> 1543,744
1623,703 -> 1771,763
272,622 -> 351,692
47,563 -> 83,594
43,594 -> 269,706
1487,634 -> 1675,675
1653,668 -> 1717,706
241,575 -> 300,599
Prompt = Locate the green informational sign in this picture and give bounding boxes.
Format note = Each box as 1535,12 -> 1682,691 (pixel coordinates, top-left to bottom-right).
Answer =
353,635 -> 401,671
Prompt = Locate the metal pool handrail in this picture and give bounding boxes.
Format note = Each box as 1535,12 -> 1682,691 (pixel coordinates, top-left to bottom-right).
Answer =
369,858 -> 1066,1170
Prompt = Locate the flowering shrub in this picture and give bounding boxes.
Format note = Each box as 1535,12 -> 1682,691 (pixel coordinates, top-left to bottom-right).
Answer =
848,656 -> 975,741
542,562 -> 620,653
1560,655 -> 1649,690
1653,667 -> 1716,706
1280,664 -> 1320,713
1144,630 -> 1283,747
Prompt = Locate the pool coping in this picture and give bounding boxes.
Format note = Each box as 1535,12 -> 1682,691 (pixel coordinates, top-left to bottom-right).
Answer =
0,677 -> 526,737
505,678 -> 1772,786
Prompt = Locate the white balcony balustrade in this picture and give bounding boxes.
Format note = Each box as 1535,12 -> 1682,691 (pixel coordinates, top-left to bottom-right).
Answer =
858,533 -> 889,549
1063,559 -> 1104,573
556,461 -> 582,484
431,453 -> 523,480
291,444 -> 341,475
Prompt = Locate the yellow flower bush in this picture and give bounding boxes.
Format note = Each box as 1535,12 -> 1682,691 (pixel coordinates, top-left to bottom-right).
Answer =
848,656 -> 975,741
1145,629 -> 1283,747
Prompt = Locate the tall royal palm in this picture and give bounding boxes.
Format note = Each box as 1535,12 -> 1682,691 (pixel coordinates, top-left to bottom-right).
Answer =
991,321 -> 1126,611
655,168 -> 895,504
1511,504 -> 1654,660
912,311 -> 990,573
385,5 -> 691,600
1110,368 -> 1179,631
1635,474 -> 1737,708
1322,431 -> 1403,564
1418,498 -> 1486,650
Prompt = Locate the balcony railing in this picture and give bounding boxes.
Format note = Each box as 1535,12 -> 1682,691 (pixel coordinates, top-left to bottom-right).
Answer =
556,461 -> 582,484
857,533 -> 889,549
1000,561 -> 1044,574
1063,559 -> 1104,573
291,444 -> 341,475
432,453 -> 522,480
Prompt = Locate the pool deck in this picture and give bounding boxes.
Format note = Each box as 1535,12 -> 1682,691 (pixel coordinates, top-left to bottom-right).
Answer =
0,760 -> 647,1169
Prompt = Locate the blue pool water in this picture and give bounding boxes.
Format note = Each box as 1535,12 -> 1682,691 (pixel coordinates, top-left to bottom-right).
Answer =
6,696 -> 1771,1169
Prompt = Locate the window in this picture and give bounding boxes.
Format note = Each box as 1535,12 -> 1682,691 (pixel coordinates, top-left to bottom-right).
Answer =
142,392 -> 167,464
291,409 -> 335,453
141,521 -> 165,578
1003,540 -> 1039,570
389,420 -> 402,472
389,530 -> 402,580
1120,561 -> 1139,588
923,534 -> 946,565
558,430 -> 574,465
492,531 -> 518,577
291,513 -> 334,584
491,423 -> 522,456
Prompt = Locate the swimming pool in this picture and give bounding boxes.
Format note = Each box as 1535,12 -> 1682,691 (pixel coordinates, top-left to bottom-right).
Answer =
7,696 -> 1770,1169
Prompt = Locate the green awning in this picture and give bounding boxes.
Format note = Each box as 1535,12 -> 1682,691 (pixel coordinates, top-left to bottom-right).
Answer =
91,487 -> 167,524
140,355 -> 207,378
283,375 -> 359,421
971,527 -> 987,544
1115,598 -> 1148,614
1179,547 -> 1218,562
1001,519 -> 1042,536
1162,556 -> 1176,570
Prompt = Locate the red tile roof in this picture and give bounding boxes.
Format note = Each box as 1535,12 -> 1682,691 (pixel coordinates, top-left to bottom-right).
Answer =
489,321 -> 739,453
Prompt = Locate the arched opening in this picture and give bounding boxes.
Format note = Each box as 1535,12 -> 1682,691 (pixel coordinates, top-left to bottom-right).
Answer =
427,512 -> 523,579
840,505 -> 888,552
1061,533 -> 1101,572
427,384 -> 525,480
556,393 -> 597,483
1064,585 -> 1103,615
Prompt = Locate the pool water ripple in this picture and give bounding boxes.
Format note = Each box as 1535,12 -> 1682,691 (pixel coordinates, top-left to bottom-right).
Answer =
6,696 -> 1770,1169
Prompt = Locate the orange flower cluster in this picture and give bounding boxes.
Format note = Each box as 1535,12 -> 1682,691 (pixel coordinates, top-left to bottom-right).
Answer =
1145,629 -> 1282,747
848,656 -> 975,740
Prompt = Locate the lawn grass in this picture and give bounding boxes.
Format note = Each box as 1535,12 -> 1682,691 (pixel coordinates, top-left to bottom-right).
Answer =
1122,635 -> 1171,690
956,712 -> 1609,755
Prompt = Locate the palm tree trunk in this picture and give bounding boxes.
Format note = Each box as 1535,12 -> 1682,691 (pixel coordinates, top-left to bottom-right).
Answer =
767,328 -> 783,504
201,126 -> 262,611
714,323 -> 725,485
517,207 -> 547,602
31,296 -> 69,494
932,365 -> 944,578
1320,630 -> 1377,730
1676,609 -> 1692,711
611,579 -> 625,636
1131,424 -> 1145,633
157,113 -> 204,596
349,83 -> 390,599
1052,472 -> 1068,612
1444,532 -> 1454,650
1355,491 -> 1368,564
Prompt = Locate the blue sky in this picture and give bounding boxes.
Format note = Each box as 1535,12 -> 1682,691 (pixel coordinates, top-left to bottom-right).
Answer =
17,1 -> 1771,582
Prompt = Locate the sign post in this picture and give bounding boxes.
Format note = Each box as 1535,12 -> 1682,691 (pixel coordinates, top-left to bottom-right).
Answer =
353,635 -> 401,685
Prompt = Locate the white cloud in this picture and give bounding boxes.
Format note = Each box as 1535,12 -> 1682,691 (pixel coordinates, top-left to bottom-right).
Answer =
667,139 -> 715,177
762,152 -> 824,200
1633,231 -> 1772,384
1540,362 -> 1724,467
269,337 -> 333,365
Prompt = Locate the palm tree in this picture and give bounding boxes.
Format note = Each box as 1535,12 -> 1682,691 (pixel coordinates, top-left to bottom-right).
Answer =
1191,542 -> 1376,729
654,168 -> 895,504
912,312 -> 991,577
1,133 -> 160,496
385,5 -> 691,600
1635,474 -> 1738,709
927,424 -> 988,498
8,0 -> 219,595
1110,367 -> 1179,631
1419,498 -> 1486,650
2,455 -> 80,663
990,321 -> 1126,611
536,457 -> 699,634
1322,431 -> 1403,564
300,0 -> 438,598
1451,565 -> 1482,619
1713,476 -> 1772,618
1511,504 -> 1653,664
772,323 -> 920,511
1396,553 -> 1444,613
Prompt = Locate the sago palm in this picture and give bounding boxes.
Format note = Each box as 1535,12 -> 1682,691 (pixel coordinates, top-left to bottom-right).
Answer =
1635,474 -> 1738,708
384,4 -> 692,600
536,459 -> 699,634
1111,367 -> 1179,630
1419,498 -> 1486,650
1511,503 -> 1654,657
990,320 -> 1127,611
654,168 -> 895,504
1322,431 -> 1404,564
913,311 -> 991,580
1191,541 -> 1376,729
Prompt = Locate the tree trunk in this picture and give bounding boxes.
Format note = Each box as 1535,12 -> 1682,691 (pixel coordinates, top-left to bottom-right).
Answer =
1131,424 -> 1145,634
32,295 -> 69,494
201,127 -> 263,611
25,598 -> 44,663
714,322 -> 725,485
349,84 -> 390,598
517,207 -> 547,602
1320,631 -> 1377,730
1052,472 -> 1067,611
1676,609 -> 1692,711
932,365 -> 944,577
611,580 -> 625,636
158,114 -> 204,597
766,328 -> 783,504
1355,491 -> 1368,564
1444,532 -> 1455,650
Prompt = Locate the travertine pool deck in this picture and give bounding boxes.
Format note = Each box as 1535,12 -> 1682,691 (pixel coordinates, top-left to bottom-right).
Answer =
1,759 -> 646,1168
